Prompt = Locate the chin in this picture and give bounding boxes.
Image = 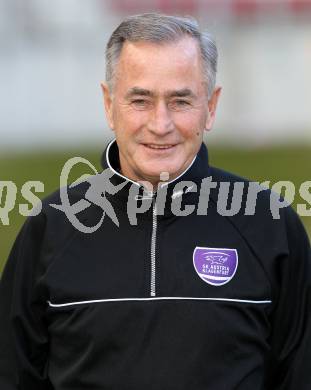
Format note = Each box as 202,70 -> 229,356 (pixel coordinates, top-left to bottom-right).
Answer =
144,167 -> 181,183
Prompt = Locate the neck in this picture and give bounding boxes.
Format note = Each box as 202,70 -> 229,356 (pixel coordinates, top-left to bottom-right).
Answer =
119,169 -> 161,193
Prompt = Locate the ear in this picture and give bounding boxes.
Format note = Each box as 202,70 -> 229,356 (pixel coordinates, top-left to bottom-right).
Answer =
205,86 -> 222,131
101,82 -> 114,130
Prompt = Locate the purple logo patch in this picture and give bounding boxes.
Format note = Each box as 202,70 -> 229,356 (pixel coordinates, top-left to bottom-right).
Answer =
193,247 -> 238,286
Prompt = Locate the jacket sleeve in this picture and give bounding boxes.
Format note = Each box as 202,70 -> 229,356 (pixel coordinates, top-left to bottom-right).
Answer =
267,207 -> 311,389
0,214 -> 53,390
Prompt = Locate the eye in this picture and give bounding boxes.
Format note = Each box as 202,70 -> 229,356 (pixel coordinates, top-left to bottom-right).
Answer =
177,100 -> 190,106
131,99 -> 151,110
170,99 -> 192,111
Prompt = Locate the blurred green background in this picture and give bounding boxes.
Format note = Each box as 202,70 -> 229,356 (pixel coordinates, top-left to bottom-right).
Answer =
1,145 -> 310,274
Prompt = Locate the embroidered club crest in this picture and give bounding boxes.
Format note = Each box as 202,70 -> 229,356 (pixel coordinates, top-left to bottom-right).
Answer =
193,247 -> 238,286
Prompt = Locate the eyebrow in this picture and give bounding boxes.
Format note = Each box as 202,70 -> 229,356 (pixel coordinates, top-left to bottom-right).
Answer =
125,87 -> 154,99
125,87 -> 197,100
165,88 -> 197,99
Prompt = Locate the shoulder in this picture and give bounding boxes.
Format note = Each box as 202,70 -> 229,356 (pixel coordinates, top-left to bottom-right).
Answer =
207,165 -> 309,258
208,165 -> 274,215
20,174 -> 104,256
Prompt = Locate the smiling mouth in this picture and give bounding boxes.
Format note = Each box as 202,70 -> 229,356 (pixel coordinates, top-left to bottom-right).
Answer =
143,144 -> 176,150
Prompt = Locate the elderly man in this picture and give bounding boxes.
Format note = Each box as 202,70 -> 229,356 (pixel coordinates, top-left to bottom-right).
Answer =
0,13 -> 310,390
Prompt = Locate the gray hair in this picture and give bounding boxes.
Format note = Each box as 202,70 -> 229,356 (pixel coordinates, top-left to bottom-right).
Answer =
105,13 -> 218,99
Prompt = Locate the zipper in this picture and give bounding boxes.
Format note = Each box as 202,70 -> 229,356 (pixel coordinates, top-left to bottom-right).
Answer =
150,196 -> 158,297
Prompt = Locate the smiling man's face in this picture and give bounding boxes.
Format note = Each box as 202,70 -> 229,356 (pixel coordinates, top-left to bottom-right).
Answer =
102,36 -> 220,186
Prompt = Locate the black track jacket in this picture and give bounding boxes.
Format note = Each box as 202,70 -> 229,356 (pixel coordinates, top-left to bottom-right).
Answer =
1,140 -> 311,389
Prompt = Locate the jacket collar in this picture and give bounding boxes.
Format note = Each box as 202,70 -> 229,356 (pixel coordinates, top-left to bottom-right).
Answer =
101,138 -> 210,217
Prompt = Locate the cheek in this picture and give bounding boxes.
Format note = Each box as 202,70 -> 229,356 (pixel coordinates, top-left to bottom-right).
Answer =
115,109 -> 148,136
174,113 -> 205,138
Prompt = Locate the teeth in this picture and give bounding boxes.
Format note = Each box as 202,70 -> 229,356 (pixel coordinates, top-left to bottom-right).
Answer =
146,144 -> 174,149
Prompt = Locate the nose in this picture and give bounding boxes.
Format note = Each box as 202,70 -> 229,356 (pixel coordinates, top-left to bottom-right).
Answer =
147,101 -> 174,136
